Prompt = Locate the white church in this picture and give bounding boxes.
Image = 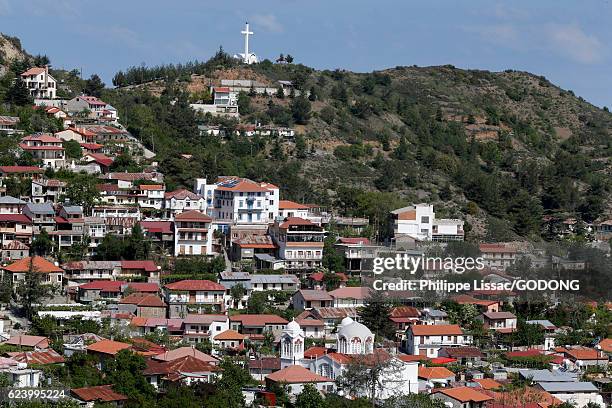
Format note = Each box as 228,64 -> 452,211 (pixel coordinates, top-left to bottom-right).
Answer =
234,22 -> 259,64
279,317 -> 419,399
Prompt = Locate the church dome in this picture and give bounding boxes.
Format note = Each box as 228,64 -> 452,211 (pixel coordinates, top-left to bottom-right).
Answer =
340,316 -> 354,327
338,319 -> 373,340
286,319 -> 301,332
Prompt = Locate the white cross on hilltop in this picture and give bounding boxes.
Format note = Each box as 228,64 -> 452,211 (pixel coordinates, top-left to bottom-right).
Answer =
235,22 -> 259,65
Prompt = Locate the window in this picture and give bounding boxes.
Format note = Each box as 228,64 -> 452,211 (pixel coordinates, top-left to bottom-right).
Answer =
421,216 -> 429,223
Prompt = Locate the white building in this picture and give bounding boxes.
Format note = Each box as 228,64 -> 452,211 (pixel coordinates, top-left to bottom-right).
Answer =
20,67 -> 56,99
19,134 -> 65,169
173,210 -> 213,256
194,177 -> 279,232
164,189 -> 206,218
391,204 -> 464,242
404,324 -> 472,358
269,217 -> 325,271
279,200 -> 310,219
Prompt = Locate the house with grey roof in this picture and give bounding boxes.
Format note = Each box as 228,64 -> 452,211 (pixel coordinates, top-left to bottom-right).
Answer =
534,381 -> 603,407
23,202 -> 56,232
0,196 -> 27,214
291,289 -> 333,311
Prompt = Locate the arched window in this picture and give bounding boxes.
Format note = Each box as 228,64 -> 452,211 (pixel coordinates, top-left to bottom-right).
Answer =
365,337 -> 373,354
351,337 -> 362,354
282,338 -> 292,357
318,363 -> 331,378
338,336 -> 347,354
294,338 -> 303,355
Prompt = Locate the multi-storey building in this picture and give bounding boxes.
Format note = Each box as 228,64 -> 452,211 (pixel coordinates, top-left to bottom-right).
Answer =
138,184 -> 165,211
479,243 -> 518,271
391,204 -> 464,242
164,280 -> 226,318
194,177 -> 279,232
269,217 -> 325,272
182,314 -> 229,345
20,67 -> 56,99
20,134 -> 65,169
333,237 -> 381,275
31,179 -> 66,203
23,202 -> 55,233
0,196 -> 27,214
173,210 -> 213,256
164,189 -> 205,218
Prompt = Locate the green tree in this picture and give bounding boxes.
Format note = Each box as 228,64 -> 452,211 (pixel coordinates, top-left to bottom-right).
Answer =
63,140 -> 82,159
322,235 -> 345,273
83,74 -> 105,97
294,384 -> 324,408
62,173 -> 100,213
5,79 -> 33,106
125,224 -> 150,260
31,229 -> 55,256
359,291 -> 396,339
290,95 -> 312,125
383,394 -> 447,408
16,258 -> 55,319
102,350 -> 155,406
230,283 -> 246,309
237,91 -> 252,115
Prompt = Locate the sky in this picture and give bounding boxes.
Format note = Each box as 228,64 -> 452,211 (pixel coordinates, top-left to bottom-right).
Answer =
1,0 -> 611,108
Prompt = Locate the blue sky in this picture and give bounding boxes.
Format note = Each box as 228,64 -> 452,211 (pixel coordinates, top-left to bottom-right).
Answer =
1,0 -> 610,108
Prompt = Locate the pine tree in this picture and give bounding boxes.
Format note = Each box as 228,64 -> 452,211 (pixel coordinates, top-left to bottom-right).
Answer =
359,291 -> 396,340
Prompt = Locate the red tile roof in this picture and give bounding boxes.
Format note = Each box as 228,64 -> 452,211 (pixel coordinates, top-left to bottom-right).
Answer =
153,347 -> 218,364
506,349 -> 543,358
79,280 -> 125,292
279,217 -> 315,228
309,272 -> 348,282
230,314 -> 288,327
214,329 -> 247,341
338,237 -> 371,245
86,339 -> 131,356
0,166 -> 43,174
7,349 -> 65,365
410,324 -> 463,336
121,260 -> 158,272
328,286 -> 371,300
140,221 -> 173,234
119,293 -> 166,308
85,153 -> 113,167
3,256 -> 62,273
71,385 -> 128,403
279,200 -> 309,210
143,355 -> 220,376
266,365 -> 332,384
418,366 -> 455,380
0,214 -> 30,223
4,335 -> 49,349
174,210 -> 212,222
21,67 -> 46,76
475,378 -> 503,390
433,386 -> 493,403
22,134 -> 62,143
165,279 -> 225,291
598,338 -> 612,353
164,189 -> 202,200
303,347 -> 328,359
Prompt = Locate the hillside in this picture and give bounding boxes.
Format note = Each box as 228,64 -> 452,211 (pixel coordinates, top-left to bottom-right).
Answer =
105,56 -> 611,241
0,35 -> 609,242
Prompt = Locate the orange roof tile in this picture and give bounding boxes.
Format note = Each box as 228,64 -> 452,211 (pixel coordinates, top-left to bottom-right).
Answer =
475,378 -> 503,390
410,324 -> 463,336
86,339 -> 131,356
266,365 -> 332,384
214,330 -> 246,341
3,256 -> 62,273
418,366 -> 455,380
279,200 -> 309,210
433,386 -> 493,403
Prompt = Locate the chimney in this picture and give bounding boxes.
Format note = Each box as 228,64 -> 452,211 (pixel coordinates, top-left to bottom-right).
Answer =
44,65 -> 49,89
